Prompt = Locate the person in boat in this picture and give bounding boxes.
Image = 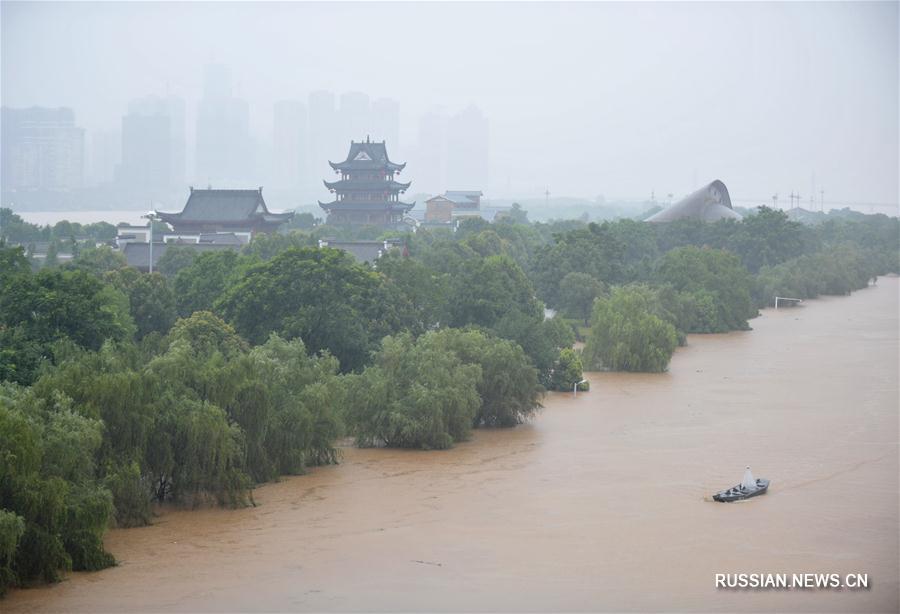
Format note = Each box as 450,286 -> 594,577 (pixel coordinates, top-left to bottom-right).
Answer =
740,466 -> 757,491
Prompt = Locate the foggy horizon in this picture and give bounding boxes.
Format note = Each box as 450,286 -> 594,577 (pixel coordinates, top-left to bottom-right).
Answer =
2,1 -> 898,209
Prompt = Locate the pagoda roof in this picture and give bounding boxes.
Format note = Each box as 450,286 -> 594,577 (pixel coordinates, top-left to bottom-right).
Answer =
318,200 -> 415,213
157,188 -> 293,225
328,139 -> 406,172
324,178 -> 411,192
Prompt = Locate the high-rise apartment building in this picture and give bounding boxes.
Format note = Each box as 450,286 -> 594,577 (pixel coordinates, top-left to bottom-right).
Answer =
273,100 -> 307,189
117,96 -> 185,191
371,98 -> 400,154
88,128 -> 121,186
415,110 -> 446,195
339,92 -> 370,146
1,106 -> 84,190
446,105 -> 489,190
195,64 -> 251,186
308,90 -> 337,187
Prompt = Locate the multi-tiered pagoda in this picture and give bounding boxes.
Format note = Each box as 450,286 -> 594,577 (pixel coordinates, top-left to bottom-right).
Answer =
319,138 -> 414,226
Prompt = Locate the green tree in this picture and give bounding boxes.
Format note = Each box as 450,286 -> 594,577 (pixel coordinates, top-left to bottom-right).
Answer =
424,329 -> 542,427
64,245 -> 127,276
242,232 -> 315,261
448,254 -> 542,329
107,268 -> 177,339
0,509 -> 25,595
43,241 -> 59,268
172,250 -> 243,317
155,245 -> 199,278
166,311 -> 249,360
531,222 -> 627,306
347,333 -> 481,449
583,286 -> 678,372
558,272 -> 606,325
0,268 -> 135,384
375,252 -> 448,335
218,247 -> 393,372
655,246 -> 756,332
0,390 -> 116,588
506,202 -> 529,224
725,206 -> 807,272
548,348 -> 586,392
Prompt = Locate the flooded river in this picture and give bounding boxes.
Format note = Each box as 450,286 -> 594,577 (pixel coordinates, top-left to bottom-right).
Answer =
6,279 -> 898,612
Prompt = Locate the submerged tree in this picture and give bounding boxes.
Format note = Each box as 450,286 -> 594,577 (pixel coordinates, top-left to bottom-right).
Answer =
422,329 -> 543,427
655,246 -> 756,333
347,333 -> 481,449
583,286 -> 678,373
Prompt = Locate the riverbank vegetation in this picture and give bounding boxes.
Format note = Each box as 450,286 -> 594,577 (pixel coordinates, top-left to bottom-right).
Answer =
1,205 -> 897,592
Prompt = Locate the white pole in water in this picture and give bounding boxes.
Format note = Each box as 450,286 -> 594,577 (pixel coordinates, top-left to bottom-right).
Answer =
573,379 -> 587,397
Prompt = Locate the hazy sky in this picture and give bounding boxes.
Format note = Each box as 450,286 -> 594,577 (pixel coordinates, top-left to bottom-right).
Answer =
2,1 -> 898,207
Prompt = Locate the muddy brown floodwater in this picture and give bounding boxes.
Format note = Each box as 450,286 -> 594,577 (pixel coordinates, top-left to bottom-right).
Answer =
6,279 -> 899,613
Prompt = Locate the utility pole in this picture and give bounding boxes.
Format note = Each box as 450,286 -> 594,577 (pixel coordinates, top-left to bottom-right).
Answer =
772,193 -> 778,209
142,208 -> 159,274
544,188 -> 550,208
811,173 -> 816,211
820,189 -> 825,212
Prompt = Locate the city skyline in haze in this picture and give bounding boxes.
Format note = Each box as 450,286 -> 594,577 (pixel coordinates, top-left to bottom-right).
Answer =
2,1 -> 898,208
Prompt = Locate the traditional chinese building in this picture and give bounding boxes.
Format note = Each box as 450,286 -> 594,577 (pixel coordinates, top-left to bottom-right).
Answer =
156,187 -> 293,237
319,138 -> 414,226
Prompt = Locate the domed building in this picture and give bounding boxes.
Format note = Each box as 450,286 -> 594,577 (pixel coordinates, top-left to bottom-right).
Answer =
645,180 -> 741,223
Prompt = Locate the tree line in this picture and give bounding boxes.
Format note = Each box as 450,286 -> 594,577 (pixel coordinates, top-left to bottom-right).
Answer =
0,230 -> 564,593
1,204 -> 897,593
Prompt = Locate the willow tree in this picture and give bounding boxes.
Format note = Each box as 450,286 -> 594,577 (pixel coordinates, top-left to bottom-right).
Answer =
422,328 -> 542,427
347,333 -> 481,450
583,286 -> 678,373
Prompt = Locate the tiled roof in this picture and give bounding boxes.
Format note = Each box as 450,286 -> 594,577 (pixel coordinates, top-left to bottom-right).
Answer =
156,189 -> 292,224
318,200 -> 415,212
444,190 -> 483,208
328,139 -> 406,172
324,179 -> 411,192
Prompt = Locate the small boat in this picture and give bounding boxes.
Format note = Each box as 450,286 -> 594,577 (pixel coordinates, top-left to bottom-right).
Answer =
713,467 -> 770,502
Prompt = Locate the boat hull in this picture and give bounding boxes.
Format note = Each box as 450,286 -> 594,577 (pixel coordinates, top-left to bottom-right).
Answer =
713,478 -> 770,502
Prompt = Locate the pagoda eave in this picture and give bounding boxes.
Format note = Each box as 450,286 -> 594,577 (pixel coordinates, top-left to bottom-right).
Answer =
319,200 -> 414,212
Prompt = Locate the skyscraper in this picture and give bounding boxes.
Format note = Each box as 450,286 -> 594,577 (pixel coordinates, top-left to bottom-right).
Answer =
446,105 -> 489,190
415,110 -> 446,195
308,90 -> 337,187
273,100 -> 307,189
1,106 -> 84,190
339,91 -> 370,145
88,128 -> 120,186
371,98 -> 400,153
195,64 -> 251,186
117,96 -> 184,192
